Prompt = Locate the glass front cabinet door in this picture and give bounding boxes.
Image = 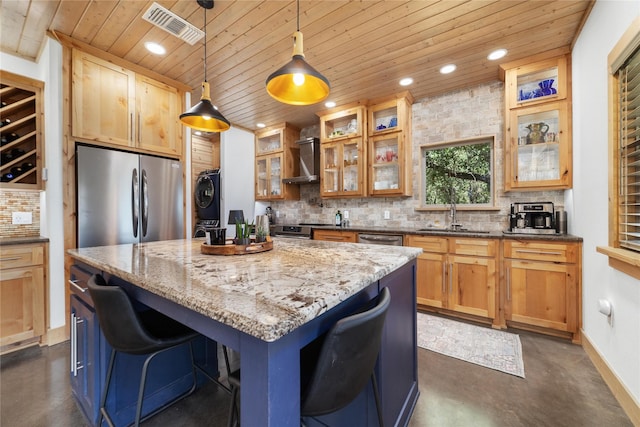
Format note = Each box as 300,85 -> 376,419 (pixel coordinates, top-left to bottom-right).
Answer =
505,101 -> 571,190
320,139 -> 365,197
255,153 -> 284,200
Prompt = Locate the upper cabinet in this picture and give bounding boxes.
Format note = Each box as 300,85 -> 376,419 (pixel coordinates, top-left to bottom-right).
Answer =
502,54 -> 572,191
72,49 -> 182,157
317,93 -> 413,198
367,92 -> 413,197
254,123 -> 300,201
0,71 -> 44,189
318,105 -> 367,198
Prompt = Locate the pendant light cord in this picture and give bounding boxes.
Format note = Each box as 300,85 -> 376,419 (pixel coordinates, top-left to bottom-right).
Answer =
203,6 -> 208,82
296,0 -> 299,31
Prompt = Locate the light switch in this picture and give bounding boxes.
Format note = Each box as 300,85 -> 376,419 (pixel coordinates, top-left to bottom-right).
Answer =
12,211 -> 33,225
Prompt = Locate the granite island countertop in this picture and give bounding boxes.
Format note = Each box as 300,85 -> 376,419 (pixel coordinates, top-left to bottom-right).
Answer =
68,238 -> 421,342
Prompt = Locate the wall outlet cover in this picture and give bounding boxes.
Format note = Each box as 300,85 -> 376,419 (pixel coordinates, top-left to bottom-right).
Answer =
12,211 -> 33,225
384,210 -> 390,219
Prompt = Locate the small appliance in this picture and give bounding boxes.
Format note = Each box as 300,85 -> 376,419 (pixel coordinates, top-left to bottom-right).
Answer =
508,202 -> 556,234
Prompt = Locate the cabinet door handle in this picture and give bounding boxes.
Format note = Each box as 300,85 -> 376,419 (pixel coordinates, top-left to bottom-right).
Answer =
515,249 -> 562,256
70,312 -> 85,376
506,268 -> 511,302
130,113 -> 134,142
69,279 -> 87,293
0,256 -> 21,262
441,262 -> 446,294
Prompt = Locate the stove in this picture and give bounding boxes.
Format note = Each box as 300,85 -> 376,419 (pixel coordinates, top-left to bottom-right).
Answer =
271,223 -> 332,239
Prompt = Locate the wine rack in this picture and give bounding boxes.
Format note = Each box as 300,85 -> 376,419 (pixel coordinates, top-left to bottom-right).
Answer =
0,71 -> 43,189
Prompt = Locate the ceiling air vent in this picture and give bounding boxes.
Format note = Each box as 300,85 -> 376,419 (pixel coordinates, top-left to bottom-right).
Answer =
142,2 -> 204,45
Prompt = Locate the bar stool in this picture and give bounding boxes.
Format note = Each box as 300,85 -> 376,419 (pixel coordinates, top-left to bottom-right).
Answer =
87,274 -> 202,427
227,287 -> 391,427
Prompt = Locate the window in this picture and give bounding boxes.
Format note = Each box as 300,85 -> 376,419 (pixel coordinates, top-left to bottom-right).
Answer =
420,137 -> 494,208
617,45 -> 640,252
597,18 -> 640,279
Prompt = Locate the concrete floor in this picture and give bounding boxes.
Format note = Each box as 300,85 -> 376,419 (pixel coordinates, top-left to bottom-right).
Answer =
0,328 -> 633,427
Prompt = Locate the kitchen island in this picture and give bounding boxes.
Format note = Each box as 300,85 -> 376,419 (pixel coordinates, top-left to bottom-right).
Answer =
68,237 -> 421,427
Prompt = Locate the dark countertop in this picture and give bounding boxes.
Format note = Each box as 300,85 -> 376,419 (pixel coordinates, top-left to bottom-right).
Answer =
306,225 -> 583,242
0,236 -> 50,245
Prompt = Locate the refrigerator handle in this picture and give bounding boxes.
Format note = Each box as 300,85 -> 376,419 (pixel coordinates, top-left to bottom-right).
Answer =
141,169 -> 148,237
132,168 -> 139,238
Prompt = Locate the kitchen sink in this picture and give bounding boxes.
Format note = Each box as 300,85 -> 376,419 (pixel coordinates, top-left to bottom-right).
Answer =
417,228 -> 490,234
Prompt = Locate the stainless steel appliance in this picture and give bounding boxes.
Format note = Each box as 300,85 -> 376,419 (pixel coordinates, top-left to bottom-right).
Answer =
357,233 -> 403,246
282,137 -> 320,184
76,144 -> 184,247
508,202 -> 556,234
271,225 -> 313,239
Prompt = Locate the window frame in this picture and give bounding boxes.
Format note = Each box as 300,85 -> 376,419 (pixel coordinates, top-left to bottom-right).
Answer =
597,16 -> 640,279
418,135 -> 496,211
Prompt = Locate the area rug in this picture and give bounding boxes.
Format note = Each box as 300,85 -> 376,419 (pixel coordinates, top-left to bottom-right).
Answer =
417,313 -> 525,378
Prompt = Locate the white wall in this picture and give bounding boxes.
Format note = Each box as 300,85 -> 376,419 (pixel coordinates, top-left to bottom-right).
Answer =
220,126 -> 255,234
0,38 -> 66,330
572,0 -> 640,404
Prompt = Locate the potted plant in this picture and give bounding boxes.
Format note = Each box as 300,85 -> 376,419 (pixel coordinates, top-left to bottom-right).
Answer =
255,224 -> 267,243
235,220 -> 253,245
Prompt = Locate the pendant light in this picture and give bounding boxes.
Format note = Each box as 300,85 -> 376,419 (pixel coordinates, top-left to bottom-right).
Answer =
265,0 -> 330,105
180,0 -> 230,132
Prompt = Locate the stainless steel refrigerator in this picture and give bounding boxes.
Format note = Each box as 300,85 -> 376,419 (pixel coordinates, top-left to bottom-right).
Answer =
76,144 -> 184,248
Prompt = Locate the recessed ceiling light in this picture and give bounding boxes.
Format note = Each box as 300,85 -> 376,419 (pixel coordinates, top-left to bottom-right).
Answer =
257,123 -> 266,128
399,77 -> 414,86
144,41 -> 166,55
440,64 -> 456,74
488,49 -> 508,60
325,101 -> 336,108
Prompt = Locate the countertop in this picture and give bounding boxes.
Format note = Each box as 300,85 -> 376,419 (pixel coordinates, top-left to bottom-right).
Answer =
0,236 -> 50,245
306,225 -> 583,242
68,238 -> 421,342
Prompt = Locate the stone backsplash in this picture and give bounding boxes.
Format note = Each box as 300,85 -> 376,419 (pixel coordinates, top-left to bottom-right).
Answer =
267,80 -> 566,231
0,190 -> 40,237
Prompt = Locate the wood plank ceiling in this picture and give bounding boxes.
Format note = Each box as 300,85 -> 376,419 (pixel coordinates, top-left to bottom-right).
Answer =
1,0 -> 593,131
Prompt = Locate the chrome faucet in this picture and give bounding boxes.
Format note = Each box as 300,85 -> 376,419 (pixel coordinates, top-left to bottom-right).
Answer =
449,187 -> 462,230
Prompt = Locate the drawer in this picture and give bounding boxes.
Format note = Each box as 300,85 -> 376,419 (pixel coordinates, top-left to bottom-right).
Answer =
504,240 -> 578,263
0,244 -> 44,269
404,235 -> 448,253
450,238 -> 497,257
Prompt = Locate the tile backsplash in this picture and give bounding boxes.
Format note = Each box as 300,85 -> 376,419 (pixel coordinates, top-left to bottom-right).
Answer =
0,190 -> 40,237
267,80 -> 565,231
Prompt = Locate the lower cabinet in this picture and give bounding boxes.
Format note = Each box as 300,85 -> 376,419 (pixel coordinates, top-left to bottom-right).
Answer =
70,264 -> 218,426
313,229 -> 357,242
405,235 -> 498,325
503,240 -> 580,342
0,243 -> 46,353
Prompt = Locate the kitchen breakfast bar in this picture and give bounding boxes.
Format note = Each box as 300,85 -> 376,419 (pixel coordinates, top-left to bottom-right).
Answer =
67,237 -> 421,426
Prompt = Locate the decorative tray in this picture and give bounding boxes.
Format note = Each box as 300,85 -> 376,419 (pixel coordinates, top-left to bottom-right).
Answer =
201,237 -> 273,256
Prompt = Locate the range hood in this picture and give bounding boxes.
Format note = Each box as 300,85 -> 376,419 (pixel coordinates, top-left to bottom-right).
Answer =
282,137 -> 320,184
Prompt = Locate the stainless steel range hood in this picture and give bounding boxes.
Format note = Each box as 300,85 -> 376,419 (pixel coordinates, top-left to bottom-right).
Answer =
282,137 -> 320,184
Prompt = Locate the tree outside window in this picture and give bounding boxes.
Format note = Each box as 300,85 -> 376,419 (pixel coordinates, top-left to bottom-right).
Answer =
422,137 -> 494,207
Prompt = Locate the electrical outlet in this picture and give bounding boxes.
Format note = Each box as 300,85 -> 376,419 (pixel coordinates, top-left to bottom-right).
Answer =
276,210 -> 280,218
12,211 -> 32,225
384,210 -> 390,220
343,210 -> 349,219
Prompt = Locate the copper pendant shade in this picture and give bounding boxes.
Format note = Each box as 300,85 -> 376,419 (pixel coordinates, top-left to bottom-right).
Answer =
180,0 -> 230,132
265,1 -> 330,105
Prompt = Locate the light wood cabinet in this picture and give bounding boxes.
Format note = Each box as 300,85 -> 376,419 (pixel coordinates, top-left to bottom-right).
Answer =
72,49 -> 182,157
0,243 -> 47,353
254,123 -> 300,201
318,105 -> 367,198
502,54 -> 572,190
405,235 -> 498,323
503,239 -> 581,342
313,229 -> 357,243
367,92 -> 413,197
0,71 -> 44,189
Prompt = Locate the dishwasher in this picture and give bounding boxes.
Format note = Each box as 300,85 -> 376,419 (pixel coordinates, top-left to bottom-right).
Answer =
357,233 -> 403,246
